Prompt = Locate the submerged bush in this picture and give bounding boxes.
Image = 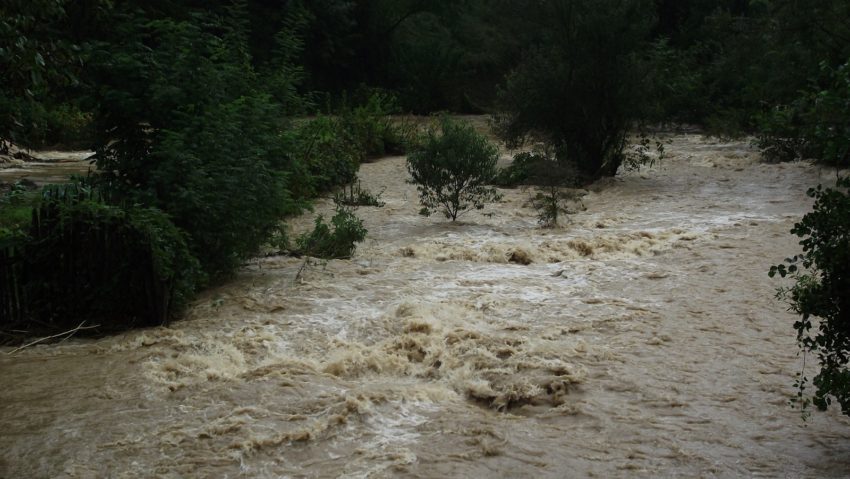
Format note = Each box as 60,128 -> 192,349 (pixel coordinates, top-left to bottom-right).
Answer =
333,178 -> 385,207
755,105 -> 815,163
296,206 -> 367,259
495,149 -> 586,227
494,150 -> 580,188
407,117 -> 501,221
530,183 -> 586,229
494,151 -> 544,188
770,177 -> 850,416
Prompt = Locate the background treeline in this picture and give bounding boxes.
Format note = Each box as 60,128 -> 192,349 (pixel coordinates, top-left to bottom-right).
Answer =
1,0 -> 848,333
5,1 -> 849,159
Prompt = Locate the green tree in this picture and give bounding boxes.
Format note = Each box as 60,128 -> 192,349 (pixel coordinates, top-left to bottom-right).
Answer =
85,3 -> 306,280
493,0 -> 657,182
0,0 -> 82,149
407,117 -> 501,221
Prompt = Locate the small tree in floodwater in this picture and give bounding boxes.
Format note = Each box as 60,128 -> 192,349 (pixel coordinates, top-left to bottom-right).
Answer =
406,117 -> 501,221
770,177 -> 850,418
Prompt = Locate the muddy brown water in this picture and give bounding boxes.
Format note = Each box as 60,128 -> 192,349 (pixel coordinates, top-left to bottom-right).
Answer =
0,150 -> 94,186
2,134 -> 849,478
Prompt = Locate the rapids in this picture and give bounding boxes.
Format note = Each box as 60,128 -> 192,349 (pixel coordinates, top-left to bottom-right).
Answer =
2,133 -> 849,478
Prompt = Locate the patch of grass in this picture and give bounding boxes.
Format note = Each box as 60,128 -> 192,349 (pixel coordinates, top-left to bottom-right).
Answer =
0,181 -> 41,236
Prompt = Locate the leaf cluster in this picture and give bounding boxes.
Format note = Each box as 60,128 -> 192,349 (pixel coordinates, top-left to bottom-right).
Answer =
295,205 -> 367,259
337,89 -> 410,159
770,177 -> 850,415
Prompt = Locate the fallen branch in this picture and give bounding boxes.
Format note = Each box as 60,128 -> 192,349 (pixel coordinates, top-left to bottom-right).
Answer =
6,322 -> 101,355
294,257 -> 309,283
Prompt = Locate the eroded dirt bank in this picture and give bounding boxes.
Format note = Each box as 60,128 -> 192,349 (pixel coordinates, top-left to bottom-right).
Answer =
2,134 -> 849,478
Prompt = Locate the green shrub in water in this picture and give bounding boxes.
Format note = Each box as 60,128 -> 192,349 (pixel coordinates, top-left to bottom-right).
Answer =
296,206 -> 367,259
407,117 -> 501,221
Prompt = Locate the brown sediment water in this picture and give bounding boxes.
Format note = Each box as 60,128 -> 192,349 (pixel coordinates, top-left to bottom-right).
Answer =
0,149 -> 94,185
2,133 -> 849,478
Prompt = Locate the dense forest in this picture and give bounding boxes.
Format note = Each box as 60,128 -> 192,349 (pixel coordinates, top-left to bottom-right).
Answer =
1,0 -> 848,421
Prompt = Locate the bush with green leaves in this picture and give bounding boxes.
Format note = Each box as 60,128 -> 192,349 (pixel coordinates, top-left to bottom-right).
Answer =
530,186 -> 585,228
0,179 -> 41,240
756,60 -> 850,166
296,206 -> 367,259
495,149 -> 586,226
1,182 -> 201,331
284,116 -> 360,199
338,90 -> 409,159
407,117 -> 501,221
0,0 -> 81,148
770,177 -> 850,416
755,104 -> 814,163
281,92 -> 410,200
493,0 -> 658,182
85,5 -> 307,280
495,149 -> 583,188
494,151 -> 544,188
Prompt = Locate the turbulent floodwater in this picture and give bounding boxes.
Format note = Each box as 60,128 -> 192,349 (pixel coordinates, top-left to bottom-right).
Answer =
2,134 -> 850,478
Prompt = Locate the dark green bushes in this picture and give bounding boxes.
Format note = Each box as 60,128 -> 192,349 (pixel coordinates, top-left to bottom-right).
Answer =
338,91 -> 409,159
3,4 -> 373,334
757,60 -> 850,167
407,117 -> 501,221
283,92 -> 410,199
85,7 -> 305,280
771,177 -> 850,416
494,151 -> 577,188
0,0 -> 82,148
1,183 -> 200,330
0,180 -> 40,239
494,152 -> 543,188
493,0 -> 658,182
2,4 -> 399,335
295,206 -> 367,259
285,116 -> 360,199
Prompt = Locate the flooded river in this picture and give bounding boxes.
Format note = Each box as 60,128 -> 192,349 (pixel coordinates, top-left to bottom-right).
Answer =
0,150 -> 94,186
2,134 -> 849,478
